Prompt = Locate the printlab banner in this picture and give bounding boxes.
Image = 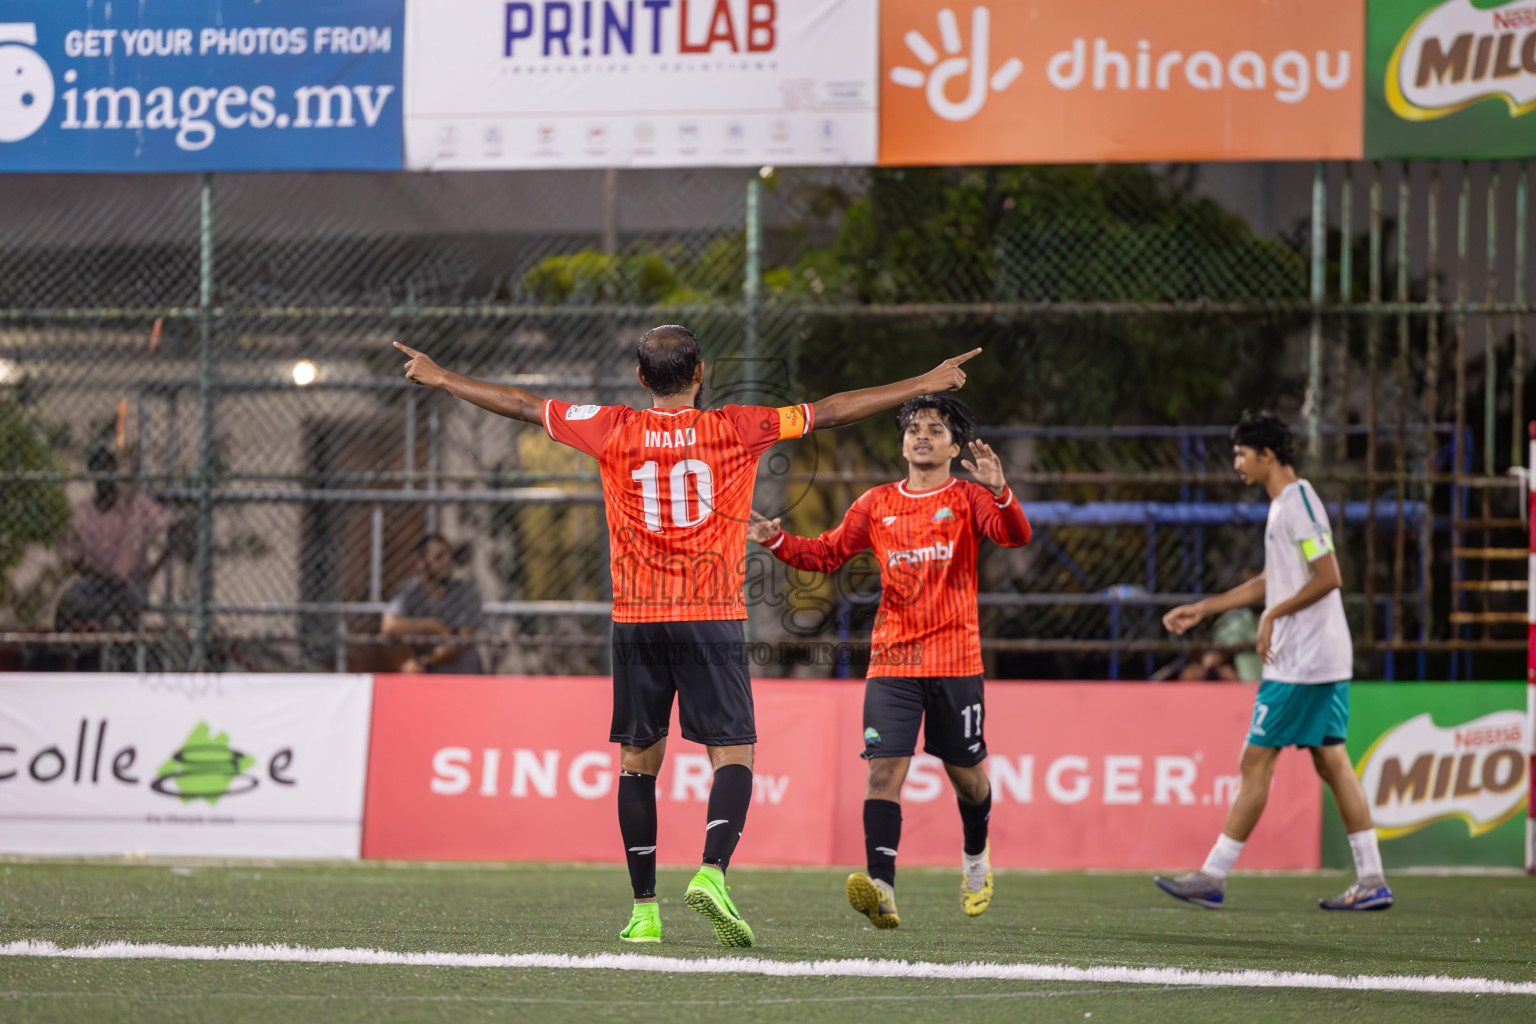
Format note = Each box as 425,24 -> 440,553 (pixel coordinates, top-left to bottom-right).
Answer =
403,0 -> 879,169
1323,682 -> 1528,868
877,0 -> 1364,165
1365,0 -> 1536,158
0,1 -> 403,172
0,674 -> 375,858
362,676 -> 1321,870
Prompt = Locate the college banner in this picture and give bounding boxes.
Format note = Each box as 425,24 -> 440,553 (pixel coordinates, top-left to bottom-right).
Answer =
403,0 -> 879,170
0,674 -> 375,858
1323,682 -> 1528,868
0,1 -> 403,172
1365,0 -> 1536,158
878,0 -> 1364,166
362,677 -> 1321,870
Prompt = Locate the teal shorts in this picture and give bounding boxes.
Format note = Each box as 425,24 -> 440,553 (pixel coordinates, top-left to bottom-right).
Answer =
1247,680 -> 1349,748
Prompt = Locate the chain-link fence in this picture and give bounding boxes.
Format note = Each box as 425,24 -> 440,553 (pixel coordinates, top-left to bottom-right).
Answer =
0,161 -> 1530,679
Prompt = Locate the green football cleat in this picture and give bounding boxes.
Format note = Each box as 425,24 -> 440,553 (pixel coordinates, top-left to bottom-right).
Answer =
683,865 -> 754,948
619,900 -> 661,943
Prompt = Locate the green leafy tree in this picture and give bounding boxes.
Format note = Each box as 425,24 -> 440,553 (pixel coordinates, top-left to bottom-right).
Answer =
0,396 -> 70,579
771,165 -> 1305,456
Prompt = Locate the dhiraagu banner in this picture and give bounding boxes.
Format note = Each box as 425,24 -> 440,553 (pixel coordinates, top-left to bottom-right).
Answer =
1366,0 -> 1536,157
1323,683 -> 1528,869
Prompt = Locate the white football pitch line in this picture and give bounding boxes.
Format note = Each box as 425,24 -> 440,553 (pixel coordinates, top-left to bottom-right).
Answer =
2,941 -> 1533,997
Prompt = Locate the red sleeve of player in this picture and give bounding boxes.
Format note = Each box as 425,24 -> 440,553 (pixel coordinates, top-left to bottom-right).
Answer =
723,403 -> 815,458
972,483 -> 1031,547
542,399 -> 627,459
766,490 -> 873,574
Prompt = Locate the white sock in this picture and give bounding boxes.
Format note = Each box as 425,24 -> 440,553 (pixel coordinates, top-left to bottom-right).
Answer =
1200,833 -> 1245,880
1348,829 -> 1384,883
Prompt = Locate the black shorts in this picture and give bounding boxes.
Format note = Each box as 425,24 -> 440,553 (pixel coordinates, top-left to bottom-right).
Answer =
610,619 -> 756,747
861,675 -> 986,767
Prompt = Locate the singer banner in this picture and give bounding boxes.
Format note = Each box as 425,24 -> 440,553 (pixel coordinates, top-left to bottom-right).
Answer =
362,676 -> 1321,870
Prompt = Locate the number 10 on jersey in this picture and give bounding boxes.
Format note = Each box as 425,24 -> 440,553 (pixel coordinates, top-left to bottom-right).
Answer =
631,460 -> 715,531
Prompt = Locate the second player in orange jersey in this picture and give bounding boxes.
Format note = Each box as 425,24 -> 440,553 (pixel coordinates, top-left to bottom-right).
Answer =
750,395 -> 1030,929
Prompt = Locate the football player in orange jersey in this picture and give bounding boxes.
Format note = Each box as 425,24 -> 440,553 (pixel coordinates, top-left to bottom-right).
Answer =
394,329 -> 980,947
749,395 -> 1030,928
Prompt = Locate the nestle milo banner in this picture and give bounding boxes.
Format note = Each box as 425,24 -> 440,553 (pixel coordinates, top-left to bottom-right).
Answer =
1366,0 -> 1536,157
0,674 -> 374,858
1323,682 -> 1528,868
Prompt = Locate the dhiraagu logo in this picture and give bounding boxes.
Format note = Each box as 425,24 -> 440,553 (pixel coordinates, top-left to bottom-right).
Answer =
889,6 -> 1024,122
152,722 -> 258,804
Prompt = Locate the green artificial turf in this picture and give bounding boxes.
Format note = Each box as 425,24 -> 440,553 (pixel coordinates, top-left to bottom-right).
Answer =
1,861 -> 1533,1023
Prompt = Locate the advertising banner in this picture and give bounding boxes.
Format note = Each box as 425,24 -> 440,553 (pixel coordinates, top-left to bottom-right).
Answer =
0,674 -> 375,858
878,0 -> 1364,166
363,677 -> 1321,870
0,1 -> 403,173
1324,682 -> 1528,868
403,0 -> 879,170
1365,0 -> 1536,158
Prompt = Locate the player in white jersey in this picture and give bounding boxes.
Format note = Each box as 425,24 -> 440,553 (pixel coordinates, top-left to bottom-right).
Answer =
1154,413 -> 1392,911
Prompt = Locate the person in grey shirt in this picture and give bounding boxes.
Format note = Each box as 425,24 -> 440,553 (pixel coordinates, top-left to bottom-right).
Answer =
381,534 -> 484,674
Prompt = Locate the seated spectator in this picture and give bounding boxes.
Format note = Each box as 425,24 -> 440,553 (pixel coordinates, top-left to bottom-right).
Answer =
382,534 -> 484,674
55,446 -> 177,655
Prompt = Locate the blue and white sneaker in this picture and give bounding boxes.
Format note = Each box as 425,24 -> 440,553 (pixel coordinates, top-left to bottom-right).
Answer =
1319,878 -> 1393,911
1153,870 -> 1225,909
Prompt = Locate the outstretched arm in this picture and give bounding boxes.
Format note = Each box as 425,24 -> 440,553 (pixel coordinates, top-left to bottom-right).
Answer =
395,342 -> 544,424
750,499 -> 872,575
1162,574 -> 1267,636
811,349 -> 982,431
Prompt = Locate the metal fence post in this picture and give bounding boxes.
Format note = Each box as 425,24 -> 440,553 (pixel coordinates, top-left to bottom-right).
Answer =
191,173 -> 216,671
743,172 -> 762,404
1516,164 -> 1528,467
1307,161 -> 1326,461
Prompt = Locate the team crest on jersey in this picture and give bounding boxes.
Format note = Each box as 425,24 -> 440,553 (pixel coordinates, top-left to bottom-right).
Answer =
863,727 -> 881,745
565,404 -> 600,421
932,507 -> 954,524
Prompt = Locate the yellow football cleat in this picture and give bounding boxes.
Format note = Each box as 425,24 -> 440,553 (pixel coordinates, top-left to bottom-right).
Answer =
846,872 -> 901,929
960,843 -> 993,917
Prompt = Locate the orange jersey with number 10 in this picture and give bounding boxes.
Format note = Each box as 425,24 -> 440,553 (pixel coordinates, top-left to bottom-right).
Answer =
543,399 -> 814,623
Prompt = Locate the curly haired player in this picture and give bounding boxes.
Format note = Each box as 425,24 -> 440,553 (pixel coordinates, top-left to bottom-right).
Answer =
749,395 -> 1030,927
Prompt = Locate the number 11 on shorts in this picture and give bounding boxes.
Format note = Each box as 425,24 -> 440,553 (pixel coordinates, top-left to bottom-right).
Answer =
961,702 -> 983,738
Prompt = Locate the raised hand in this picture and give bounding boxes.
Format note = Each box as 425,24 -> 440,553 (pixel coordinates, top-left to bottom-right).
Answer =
1162,602 -> 1206,637
961,439 -> 1006,496
394,341 -> 446,389
747,509 -> 783,545
920,348 -> 982,393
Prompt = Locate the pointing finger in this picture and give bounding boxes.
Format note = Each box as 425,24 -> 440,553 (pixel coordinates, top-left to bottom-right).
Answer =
949,347 -> 983,366
393,341 -> 423,357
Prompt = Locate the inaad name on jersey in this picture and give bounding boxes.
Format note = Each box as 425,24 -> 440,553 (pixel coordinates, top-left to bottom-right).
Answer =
644,428 -> 698,448
887,539 -> 954,567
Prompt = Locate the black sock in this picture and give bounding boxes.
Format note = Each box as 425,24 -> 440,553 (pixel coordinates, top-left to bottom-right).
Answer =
864,798 -> 901,886
701,763 -> 753,870
618,771 -> 657,900
958,788 -> 991,857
